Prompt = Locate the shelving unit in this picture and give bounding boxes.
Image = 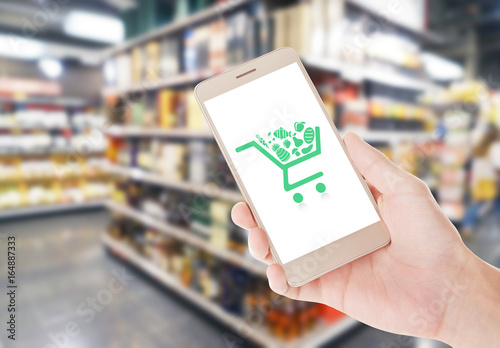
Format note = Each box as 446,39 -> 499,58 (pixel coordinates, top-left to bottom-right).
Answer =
105,163 -> 243,202
106,125 -> 213,139
102,66 -> 224,96
0,95 -> 92,107
345,0 -> 445,44
303,55 -> 438,90
106,200 -> 264,276
0,149 -> 104,156
103,54 -> 438,96
0,173 -> 109,183
341,129 -> 435,145
0,200 -> 105,220
105,0 -> 251,57
0,126 -> 73,131
99,2 -> 442,97
99,0 -> 452,345
0,96 -> 111,218
106,124 -> 432,146
103,233 -> 359,348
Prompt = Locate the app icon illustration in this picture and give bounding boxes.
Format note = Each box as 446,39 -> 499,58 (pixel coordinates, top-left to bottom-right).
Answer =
236,122 -> 326,203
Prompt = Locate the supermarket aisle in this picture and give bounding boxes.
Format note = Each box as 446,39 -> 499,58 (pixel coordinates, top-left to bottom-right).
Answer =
0,210 -> 254,348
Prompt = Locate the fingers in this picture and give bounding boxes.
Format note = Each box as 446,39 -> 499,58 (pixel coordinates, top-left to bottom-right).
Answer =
231,202 -> 258,229
267,264 -> 292,295
232,202 -> 272,264
232,202 -> 347,306
266,264 -> 328,305
343,132 -> 411,196
365,180 -> 382,205
248,227 -> 274,264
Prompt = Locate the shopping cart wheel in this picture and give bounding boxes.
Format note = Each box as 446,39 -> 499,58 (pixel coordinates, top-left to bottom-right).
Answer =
316,183 -> 326,193
293,193 -> 303,203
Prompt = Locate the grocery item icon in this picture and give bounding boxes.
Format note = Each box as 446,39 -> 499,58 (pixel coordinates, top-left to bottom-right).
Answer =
236,122 -> 326,203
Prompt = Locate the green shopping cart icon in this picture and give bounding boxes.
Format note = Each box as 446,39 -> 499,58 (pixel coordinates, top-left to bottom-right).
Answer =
236,125 -> 326,203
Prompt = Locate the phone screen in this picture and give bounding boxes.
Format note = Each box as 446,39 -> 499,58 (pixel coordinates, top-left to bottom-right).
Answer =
204,62 -> 380,264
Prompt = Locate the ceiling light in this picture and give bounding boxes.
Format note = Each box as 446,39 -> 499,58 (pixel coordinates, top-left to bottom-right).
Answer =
63,11 -> 124,44
103,59 -> 117,85
0,34 -> 45,60
38,58 -> 63,79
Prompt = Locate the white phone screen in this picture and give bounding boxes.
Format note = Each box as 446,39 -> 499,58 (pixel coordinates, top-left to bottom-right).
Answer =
204,63 -> 380,264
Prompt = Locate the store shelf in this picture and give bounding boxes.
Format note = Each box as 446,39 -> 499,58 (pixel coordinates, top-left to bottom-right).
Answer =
106,125 -> 213,139
0,172 -> 109,184
0,126 -> 99,131
105,0 -> 251,57
102,67 -> 225,96
303,55 -> 439,90
105,200 -> 265,277
99,0 -> 444,95
105,163 -> 244,202
0,95 -> 93,107
0,149 -> 105,157
345,0 -> 446,45
103,233 -> 359,348
0,200 -> 105,220
341,129 -> 435,144
0,126 -> 71,131
105,126 -> 434,148
104,62 -> 439,96
104,55 -> 439,95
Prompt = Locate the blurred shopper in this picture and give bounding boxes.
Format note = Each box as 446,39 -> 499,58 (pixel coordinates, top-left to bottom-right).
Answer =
462,125 -> 500,238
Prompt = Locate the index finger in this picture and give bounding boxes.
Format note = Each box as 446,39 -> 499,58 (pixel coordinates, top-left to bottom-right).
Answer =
231,202 -> 258,229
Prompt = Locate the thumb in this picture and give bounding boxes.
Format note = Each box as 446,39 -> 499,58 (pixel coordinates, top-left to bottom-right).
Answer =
343,132 -> 409,196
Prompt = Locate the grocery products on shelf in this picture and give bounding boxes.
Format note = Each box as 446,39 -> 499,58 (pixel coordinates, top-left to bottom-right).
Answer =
0,153 -> 111,210
104,0 -> 439,96
0,102 -> 108,154
0,179 -> 111,210
107,137 -> 237,190
111,179 -> 244,252
106,215 -> 345,341
419,80 -> 491,222
0,109 -> 68,129
0,103 -> 106,130
0,100 -> 111,213
105,87 -> 208,131
72,112 -> 107,129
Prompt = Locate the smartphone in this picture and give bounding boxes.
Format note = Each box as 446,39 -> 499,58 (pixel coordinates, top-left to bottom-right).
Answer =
195,48 -> 390,287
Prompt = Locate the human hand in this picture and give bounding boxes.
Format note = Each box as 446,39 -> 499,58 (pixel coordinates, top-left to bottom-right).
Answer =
232,132 -> 500,347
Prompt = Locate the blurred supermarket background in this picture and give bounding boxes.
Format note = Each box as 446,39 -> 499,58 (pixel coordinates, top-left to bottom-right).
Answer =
0,0 -> 500,347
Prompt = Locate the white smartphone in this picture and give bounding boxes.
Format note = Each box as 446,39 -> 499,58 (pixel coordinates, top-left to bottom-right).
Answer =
195,48 -> 390,287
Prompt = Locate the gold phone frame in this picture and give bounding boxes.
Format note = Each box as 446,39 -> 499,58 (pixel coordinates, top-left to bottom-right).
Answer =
195,47 -> 391,287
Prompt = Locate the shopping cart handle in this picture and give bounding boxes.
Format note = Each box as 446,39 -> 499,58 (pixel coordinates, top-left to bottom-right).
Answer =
236,140 -> 286,168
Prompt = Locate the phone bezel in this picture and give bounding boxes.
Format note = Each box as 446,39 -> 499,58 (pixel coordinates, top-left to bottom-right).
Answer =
194,47 -> 391,287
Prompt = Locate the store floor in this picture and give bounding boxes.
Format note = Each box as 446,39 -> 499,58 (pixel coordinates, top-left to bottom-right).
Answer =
2,209 -> 497,348
465,210 -> 500,269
